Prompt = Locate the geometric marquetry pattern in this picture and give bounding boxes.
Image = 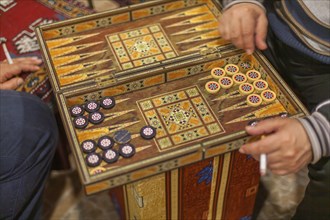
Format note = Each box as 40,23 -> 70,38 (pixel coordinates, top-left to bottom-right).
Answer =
138,86 -> 224,151
107,24 -> 177,70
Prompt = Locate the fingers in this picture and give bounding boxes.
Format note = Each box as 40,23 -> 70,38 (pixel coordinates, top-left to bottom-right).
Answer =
270,154 -> 310,175
241,15 -> 256,54
218,14 -> 231,40
0,58 -> 41,88
220,11 -> 254,51
245,118 -> 283,136
218,3 -> 267,54
239,118 -> 313,176
1,62 -> 40,79
240,132 -> 280,155
255,13 -> 268,50
17,62 -> 41,72
4,57 -> 42,65
0,77 -> 24,90
13,57 -> 43,65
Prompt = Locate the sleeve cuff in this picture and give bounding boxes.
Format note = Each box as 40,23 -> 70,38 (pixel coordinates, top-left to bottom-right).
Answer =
298,117 -> 322,164
223,0 -> 266,13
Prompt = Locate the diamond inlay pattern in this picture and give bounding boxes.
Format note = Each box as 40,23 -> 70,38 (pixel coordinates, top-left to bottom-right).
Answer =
137,86 -> 224,150
106,24 -> 177,70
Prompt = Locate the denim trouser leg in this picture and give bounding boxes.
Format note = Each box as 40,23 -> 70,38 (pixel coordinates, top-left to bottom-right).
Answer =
0,90 -> 59,220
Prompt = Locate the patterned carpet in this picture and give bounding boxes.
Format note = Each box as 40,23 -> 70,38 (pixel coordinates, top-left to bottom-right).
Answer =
0,0 -> 94,109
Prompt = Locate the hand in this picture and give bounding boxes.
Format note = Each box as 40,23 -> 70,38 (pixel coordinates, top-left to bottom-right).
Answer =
218,3 -> 268,54
239,117 -> 313,175
0,57 -> 42,90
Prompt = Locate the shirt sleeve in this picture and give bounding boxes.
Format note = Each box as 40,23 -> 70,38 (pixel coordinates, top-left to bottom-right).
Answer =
298,100 -> 330,164
221,0 -> 265,12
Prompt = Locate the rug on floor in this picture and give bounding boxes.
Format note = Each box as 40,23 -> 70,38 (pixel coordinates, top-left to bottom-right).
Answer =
0,0 -> 93,107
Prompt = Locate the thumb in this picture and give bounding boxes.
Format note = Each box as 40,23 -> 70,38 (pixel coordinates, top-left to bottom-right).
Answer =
246,118 -> 282,136
0,77 -> 24,90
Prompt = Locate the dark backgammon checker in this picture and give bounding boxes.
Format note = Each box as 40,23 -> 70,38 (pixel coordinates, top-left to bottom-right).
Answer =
81,139 -> 97,153
70,104 -> 85,117
140,125 -> 156,140
85,153 -> 102,167
97,136 -> 115,150
88,111 -> 105,124
100,96 -> 116,109
85,100 -> 100,113
103,149 -> 119,163
73,115 -> 88,129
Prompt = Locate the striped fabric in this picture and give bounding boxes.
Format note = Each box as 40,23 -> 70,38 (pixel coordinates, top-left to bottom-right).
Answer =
299,100 -> 330,163
274,0 -> 330,57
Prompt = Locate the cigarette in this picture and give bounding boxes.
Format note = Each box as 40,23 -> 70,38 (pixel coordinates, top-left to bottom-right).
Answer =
260,153 -> 267,176
2,43 -> 13,64
260,135 -> 267,176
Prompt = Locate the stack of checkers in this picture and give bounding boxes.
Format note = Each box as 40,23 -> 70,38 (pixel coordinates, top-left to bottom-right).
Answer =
82,125 -> 156,167
70,96 -> 116,129
71,96 -> 158,167
80,126 -> 156,167
205,64 -> 276,107
82,130 -> 136,167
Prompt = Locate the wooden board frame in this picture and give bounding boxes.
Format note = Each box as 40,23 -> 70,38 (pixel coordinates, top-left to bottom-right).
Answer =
36,0 -> 309,195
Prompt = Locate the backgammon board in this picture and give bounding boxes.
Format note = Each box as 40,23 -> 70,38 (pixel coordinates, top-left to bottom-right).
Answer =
36,0 -> 308,219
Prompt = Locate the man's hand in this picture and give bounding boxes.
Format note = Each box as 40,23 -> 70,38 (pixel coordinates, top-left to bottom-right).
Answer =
240,118 -> 313,175
218,3 -> 268,54
0,57 -> 42,90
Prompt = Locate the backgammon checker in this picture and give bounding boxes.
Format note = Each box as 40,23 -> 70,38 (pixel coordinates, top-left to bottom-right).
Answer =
70,104 -> 85,117
103,149 -> 119,163
98,136 -> 115,150
81,139 -> 97,153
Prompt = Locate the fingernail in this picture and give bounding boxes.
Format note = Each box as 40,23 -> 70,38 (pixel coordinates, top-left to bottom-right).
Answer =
246,49 -> 253,55
31,56 -> 42,62
32,66 -> 40,71
17,78 -> 24,87
247,120 -> 258,127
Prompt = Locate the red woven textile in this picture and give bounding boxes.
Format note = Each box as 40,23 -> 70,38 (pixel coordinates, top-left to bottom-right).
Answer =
0,0 -> 92,106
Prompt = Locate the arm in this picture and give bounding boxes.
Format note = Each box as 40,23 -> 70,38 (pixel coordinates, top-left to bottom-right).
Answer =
239,100 -> 330,175
0,57 -> 42,90
219,0 -> 268,54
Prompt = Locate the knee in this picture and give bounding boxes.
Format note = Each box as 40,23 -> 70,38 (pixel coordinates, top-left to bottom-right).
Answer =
23,93 -> 59,155
0,90 -> 59,159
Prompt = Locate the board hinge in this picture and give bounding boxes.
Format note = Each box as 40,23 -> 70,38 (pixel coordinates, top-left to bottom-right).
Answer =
200,46 -> 222,60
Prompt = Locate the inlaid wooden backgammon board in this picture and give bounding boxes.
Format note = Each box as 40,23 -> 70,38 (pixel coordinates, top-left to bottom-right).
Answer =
36,0 -> 308,219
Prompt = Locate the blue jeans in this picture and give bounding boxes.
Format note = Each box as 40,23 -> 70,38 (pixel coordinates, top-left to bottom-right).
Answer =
0,90 -> 59,220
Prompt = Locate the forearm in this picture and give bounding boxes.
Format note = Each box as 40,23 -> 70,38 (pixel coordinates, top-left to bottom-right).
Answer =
221,0 -> 265,11
299,100 -> 330,163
